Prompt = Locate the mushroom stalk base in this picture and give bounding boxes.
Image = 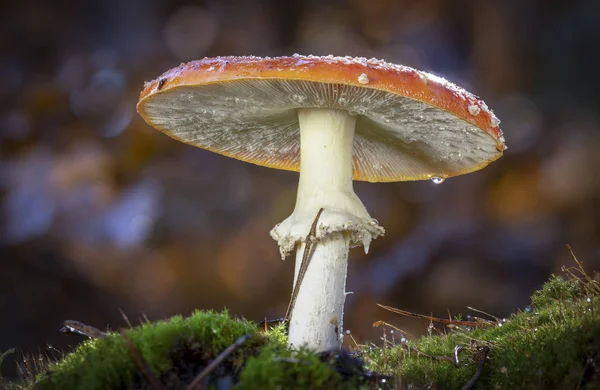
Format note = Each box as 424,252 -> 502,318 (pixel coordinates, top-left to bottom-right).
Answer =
290,233 -> 349,350
271,108 -> 384,351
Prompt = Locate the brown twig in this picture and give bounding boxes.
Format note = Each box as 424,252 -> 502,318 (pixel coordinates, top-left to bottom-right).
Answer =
377,304 -> 486,328
285,208 -> 324,321
185,334 -> 252,390
60,320 -> 108,339
120,330 -> 163,390
461,346 -> 490,390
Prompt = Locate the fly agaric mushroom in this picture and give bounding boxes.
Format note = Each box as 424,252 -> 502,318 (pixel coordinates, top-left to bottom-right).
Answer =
137,55 -> 505,351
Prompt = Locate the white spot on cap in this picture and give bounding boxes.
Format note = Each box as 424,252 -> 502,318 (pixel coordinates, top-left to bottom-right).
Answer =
468,104 -> 481,116
357,73 -> 369,84
491,115 -> 501,128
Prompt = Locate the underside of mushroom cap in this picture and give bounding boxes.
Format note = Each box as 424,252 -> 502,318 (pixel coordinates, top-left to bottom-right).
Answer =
138,55 -> 505,183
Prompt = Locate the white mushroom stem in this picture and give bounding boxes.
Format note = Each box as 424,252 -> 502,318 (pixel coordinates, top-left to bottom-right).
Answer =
290,232 -> 349,350
271,108 -> 383,351
294,108 -> 359,216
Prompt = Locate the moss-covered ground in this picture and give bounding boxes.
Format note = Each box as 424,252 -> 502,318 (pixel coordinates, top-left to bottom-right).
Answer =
1,261 -> 600,389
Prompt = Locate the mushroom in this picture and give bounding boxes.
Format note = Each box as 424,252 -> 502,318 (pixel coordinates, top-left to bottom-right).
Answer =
137,55 -> 505,351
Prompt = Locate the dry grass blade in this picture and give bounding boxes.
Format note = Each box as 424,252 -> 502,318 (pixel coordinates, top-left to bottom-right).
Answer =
373,320 -> 414,338
409,346 -> 441,360
465,307 -> 500,323
377,304 -> 485,328
119,308 -> 133,328
562,245 -> 600,295
21,354 -> 39,388
285,208 -> 324,321
347,332 -> 359,350
257,317 -> 287,332
185,334 -> 252,390
120,330 -> 163,390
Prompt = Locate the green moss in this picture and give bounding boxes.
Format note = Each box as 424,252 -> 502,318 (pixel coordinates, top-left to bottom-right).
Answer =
361,271 -> 600,389
29,312 -> 358,390
241,324 -> 367,389
5,267 -> 598,389
239,345 -> 344,389
261,323 -> 288,348
35,310 -> 259,390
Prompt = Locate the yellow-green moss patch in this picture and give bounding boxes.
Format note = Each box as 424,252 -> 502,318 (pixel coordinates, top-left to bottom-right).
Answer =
3,266 -> 599,389
35,310 -> 260,390
362,273 -> 600,389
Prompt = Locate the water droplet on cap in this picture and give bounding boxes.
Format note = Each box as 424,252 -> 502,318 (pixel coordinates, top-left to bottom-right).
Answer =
431,177 -> 445,184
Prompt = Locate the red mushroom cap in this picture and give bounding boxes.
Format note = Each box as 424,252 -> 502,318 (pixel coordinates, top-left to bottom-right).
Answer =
138,55 -> 505,182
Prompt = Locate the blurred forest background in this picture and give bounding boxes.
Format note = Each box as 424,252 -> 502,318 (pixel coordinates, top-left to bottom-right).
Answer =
1,0 -> 599,379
